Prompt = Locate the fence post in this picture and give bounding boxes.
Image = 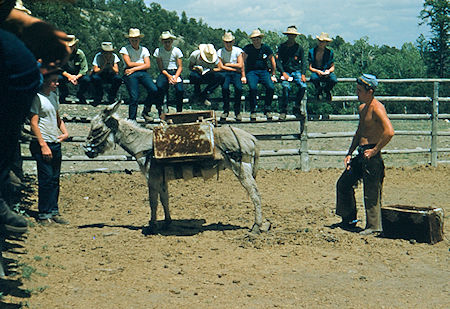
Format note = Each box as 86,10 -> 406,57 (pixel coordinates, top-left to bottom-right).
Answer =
431,81 -> 439,167
300,95 -> 309,171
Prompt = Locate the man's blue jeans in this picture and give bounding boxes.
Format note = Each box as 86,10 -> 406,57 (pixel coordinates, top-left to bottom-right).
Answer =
156,70 -> 184,112
280,71 -> 306,113
91,72 -> 122,105
310,72 -> 338,93
123,71 -> 157,120
30,141 -> 62,219
220,71 -> 242,115
246,70 -> 274,113
189,70 -> 223,100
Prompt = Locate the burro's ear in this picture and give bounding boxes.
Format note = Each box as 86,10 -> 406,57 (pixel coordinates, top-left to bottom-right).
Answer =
103,101 -> 122,119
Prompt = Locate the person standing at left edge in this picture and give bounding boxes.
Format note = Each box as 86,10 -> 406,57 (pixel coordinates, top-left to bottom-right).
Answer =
336,74 -> 394,235
30,71 -> 70,225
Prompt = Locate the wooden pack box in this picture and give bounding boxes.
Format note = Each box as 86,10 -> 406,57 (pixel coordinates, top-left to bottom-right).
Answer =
381,205 -> 444,244
160,110 -> 216,125
153,122 -> 215,161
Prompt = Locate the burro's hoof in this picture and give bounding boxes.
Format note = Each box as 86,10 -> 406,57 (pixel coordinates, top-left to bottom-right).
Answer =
250,221 -> 271,234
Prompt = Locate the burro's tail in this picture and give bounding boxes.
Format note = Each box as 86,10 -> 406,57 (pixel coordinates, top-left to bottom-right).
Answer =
252,140 -> 260,179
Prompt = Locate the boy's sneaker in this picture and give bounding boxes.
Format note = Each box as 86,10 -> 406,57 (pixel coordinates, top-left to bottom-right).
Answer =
52,215 -> 69,225
250,113 -> 257,122
279,113 -> 287,121
235,114 -> 242,122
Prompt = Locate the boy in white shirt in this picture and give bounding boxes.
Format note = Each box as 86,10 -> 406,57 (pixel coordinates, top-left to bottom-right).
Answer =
120,28 -> 158,121
153,31 -> 184,113
217,32 -> 244,121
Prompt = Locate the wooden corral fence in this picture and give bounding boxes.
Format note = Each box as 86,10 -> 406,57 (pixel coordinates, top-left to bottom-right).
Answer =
23,78 -> 450,171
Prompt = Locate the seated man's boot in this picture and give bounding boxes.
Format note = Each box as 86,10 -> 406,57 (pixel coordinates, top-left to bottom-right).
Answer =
0,200 -> 27,234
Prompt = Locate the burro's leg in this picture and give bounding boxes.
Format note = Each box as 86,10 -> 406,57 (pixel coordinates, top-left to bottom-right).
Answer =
230,160 -> 267,233
144,166 -> 163,234
159,176 -> 172,229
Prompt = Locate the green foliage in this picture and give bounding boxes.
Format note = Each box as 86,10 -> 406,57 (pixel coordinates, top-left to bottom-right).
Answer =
21,0 -> 448,113
419,0 -> 449,78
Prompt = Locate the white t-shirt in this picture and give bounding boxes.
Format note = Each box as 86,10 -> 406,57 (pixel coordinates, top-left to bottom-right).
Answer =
30,92 -> 60,143
153,46 -> 183,70
92,52 -> 120,68
218,46 -> 243,65
189,50 -> 219,70
119,45 -> 150,68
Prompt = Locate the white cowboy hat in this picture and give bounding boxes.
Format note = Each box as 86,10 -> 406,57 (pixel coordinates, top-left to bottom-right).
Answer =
222,32 -> 235,42
125,28 -> 145,38
160,31 -> 176,40
316,32 -> 333,42
101,42 -> 114,52
66,34 -> 79,47
249,29 -> 264,38
199,44 -> 217,64
283,26 -> 301,36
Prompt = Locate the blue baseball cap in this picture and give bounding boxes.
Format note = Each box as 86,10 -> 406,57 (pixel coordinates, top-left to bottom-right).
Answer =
357,74 -> 378,90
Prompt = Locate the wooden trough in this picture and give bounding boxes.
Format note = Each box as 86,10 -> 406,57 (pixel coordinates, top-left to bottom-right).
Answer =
381,205 -> 444,244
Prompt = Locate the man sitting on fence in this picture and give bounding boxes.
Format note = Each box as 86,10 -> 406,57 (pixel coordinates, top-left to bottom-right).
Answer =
217,32 -> 245,122
242,29 -> 277,121
153,31 -> 184,115
189,43 -> 223,107
276,26 -> 307,120
335,74 -> 394,235
58,34 -> 90,104
90,42 -> 122,106
308,32 -> 337,102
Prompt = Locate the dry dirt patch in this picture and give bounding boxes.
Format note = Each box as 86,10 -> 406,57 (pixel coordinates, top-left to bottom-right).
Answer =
1,165 -> 449,308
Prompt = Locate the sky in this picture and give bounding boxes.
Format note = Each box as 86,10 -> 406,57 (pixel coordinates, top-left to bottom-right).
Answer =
144,0 -> 431,48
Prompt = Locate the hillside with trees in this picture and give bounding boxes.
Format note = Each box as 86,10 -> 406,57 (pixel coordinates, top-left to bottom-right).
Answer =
23,0 -> 449,114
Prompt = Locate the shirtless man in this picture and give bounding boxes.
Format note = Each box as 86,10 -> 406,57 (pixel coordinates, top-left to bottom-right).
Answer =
336,74 -> 394,235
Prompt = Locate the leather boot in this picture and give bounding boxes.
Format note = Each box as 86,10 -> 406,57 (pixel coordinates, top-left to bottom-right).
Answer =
0,199 -> 27,234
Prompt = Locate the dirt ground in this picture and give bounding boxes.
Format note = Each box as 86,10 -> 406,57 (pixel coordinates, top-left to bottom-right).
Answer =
1,164 -> 449,308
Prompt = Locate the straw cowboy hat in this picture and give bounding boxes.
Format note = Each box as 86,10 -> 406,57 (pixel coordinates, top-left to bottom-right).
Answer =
66,34 -> 79,47
222,32 -> 235,42
283,26 -> 301,36
249,29 -> 264,38
125,28 -> 145,38
101,42 -> 115,52
316,32 -> 333,42
160,31 -> 176,40
199,44 -> 218,64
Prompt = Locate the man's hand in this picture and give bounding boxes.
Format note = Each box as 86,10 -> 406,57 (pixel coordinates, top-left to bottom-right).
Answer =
364,148 -> 377,160
57,133 -> 69,143
241,76 -> 247,84
344,155 -> 352,170
41,144 -> 52,161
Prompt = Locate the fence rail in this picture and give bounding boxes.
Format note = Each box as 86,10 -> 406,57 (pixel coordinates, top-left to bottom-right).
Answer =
24,78 -> 450,171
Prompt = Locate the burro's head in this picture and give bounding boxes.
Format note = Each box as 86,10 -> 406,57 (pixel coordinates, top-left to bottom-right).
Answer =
84,101 -> 121,158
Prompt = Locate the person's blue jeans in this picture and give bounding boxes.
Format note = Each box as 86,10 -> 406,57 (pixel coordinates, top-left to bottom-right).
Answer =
123,70 -> 158,120
156,70 -> 184,112
246,70 -> 274,113
58,74 -> 90,101
280,71 -> 306,113
91,72 -> 122,105
220,71 -> 242,115
189,70 -> 223,100
310,72 -> 338,93
0,29 -> 41,201
30,141 -> 62,219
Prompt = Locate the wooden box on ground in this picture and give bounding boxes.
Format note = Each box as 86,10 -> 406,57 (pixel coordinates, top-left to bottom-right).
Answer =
160,110 -> 216,125
381,205 -> 444,244
153,122 -> 215,161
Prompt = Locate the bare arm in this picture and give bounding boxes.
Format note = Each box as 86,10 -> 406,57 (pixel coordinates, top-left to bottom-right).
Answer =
56,111 -> 69,142
123,54 -> 150,75
30,113 -> 52,160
